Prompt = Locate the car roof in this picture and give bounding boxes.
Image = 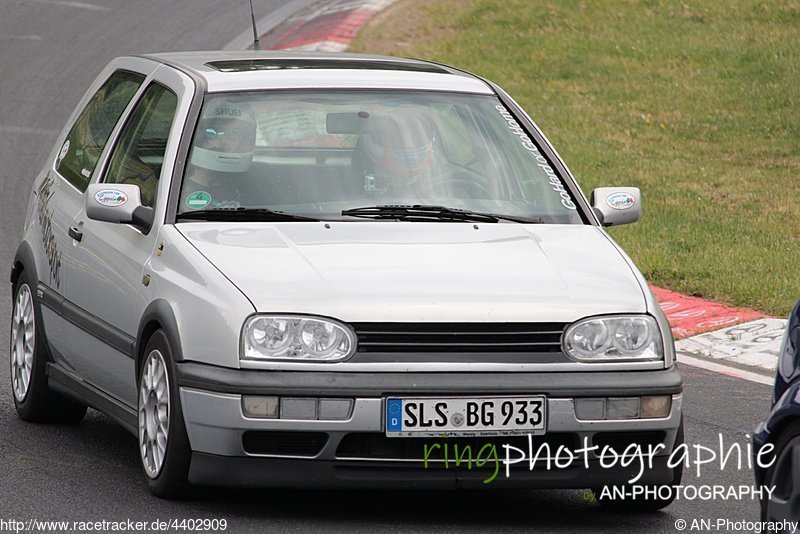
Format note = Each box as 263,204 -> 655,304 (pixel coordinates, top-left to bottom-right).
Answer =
142,51 -> 494,95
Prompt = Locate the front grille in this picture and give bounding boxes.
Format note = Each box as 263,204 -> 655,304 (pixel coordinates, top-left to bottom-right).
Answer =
352,323 -> 567,353
336,432 -> 580,460
242,431 -> 328,457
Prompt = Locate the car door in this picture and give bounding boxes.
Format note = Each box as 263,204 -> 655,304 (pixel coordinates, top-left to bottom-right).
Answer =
42,64 -> 150,373
59,64 -> 194,407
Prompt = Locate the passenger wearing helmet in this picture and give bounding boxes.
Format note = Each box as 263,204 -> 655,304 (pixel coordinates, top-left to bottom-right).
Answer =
353,110 -> 441,200
181,100 -> 258,210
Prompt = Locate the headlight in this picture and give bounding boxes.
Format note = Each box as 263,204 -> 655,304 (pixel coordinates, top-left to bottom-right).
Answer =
242,315 -> 356,361
563,315 -> 662,362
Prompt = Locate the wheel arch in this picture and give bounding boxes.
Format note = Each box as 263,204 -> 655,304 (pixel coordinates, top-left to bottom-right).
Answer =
767,396 -> 800,447
10,241 -> 38,292
752,385 -> 800,487
136,299 -> 184,381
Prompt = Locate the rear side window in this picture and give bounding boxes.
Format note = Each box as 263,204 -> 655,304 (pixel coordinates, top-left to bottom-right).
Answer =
56,70 -> 145,191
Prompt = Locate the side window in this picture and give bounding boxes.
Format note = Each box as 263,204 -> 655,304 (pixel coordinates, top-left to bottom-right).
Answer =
56,70 -> 145,191
102,83 -> 178,207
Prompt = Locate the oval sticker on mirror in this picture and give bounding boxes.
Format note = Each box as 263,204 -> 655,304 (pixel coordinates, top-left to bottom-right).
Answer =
606,192 -> 635,210
58,140 -> 70,163
95,189 -> 128,207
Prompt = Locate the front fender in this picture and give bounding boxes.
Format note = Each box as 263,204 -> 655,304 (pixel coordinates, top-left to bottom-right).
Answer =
142,225 -> 254,370
766,378 -> 800,437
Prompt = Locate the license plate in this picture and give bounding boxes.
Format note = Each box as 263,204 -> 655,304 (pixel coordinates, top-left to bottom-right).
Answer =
385,396 -> 546,437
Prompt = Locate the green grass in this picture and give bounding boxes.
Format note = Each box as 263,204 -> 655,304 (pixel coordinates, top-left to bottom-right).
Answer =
352,0 -> 800,315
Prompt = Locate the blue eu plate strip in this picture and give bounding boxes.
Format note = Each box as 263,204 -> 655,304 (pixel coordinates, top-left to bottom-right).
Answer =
386,398 -> 403,432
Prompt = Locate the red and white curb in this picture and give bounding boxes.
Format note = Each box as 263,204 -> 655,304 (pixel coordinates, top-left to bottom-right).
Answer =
232,0 -> 787,383
653,287 -> 786,382
260,0 -> 397,52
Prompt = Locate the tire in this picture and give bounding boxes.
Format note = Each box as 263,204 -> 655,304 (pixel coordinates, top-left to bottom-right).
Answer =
760,420 -> 800,525
138,329 -> 192,498
10,271 -> 87,423
594,417 -> 684,512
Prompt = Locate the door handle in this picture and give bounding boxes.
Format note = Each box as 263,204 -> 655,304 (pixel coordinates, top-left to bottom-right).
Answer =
68,226 -> 83,242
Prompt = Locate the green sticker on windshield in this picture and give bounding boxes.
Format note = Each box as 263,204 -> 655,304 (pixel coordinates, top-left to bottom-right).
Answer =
186,191 -> 211,209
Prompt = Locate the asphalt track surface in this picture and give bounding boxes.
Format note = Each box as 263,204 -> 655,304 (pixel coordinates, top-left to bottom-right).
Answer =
0,1 -> 776,532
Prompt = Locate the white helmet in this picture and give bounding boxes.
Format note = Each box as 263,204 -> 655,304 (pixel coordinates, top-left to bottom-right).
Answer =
190,100 -> 257,173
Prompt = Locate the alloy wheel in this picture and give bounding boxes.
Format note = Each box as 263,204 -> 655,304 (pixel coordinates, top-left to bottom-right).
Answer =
138,349 -> 170,478
11,284 -> 35,402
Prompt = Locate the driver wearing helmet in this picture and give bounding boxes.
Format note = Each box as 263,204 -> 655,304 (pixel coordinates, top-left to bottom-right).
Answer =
181,100 -> 258,210
353,110 -> 440,200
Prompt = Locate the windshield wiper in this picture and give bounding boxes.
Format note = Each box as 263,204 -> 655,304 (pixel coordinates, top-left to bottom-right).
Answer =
177,207 -> 320,222
341,205 -> 542,224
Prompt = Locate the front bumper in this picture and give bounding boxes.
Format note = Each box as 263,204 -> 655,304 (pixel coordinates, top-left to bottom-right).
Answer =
176,363 -> 683,488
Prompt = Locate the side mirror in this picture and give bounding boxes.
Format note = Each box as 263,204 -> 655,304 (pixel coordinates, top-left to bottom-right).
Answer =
590,187 -> 641,227
85,183 -> 154,233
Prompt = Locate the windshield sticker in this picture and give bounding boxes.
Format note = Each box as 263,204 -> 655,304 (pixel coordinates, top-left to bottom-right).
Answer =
186,191 -> 212,209
57,140 -> 70,163
81,168 -> 91,178
494,105 -> 576,210
95,189 -> 128,207
607,192 -> 636,210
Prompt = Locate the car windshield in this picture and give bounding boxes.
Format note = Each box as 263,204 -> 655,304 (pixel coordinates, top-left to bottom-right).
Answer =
177,91 -> 584,224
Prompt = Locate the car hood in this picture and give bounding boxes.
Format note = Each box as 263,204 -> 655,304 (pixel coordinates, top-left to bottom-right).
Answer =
176,222 -> 646,323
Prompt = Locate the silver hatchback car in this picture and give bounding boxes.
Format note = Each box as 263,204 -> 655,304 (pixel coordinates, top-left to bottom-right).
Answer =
10,51 -> 682,508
